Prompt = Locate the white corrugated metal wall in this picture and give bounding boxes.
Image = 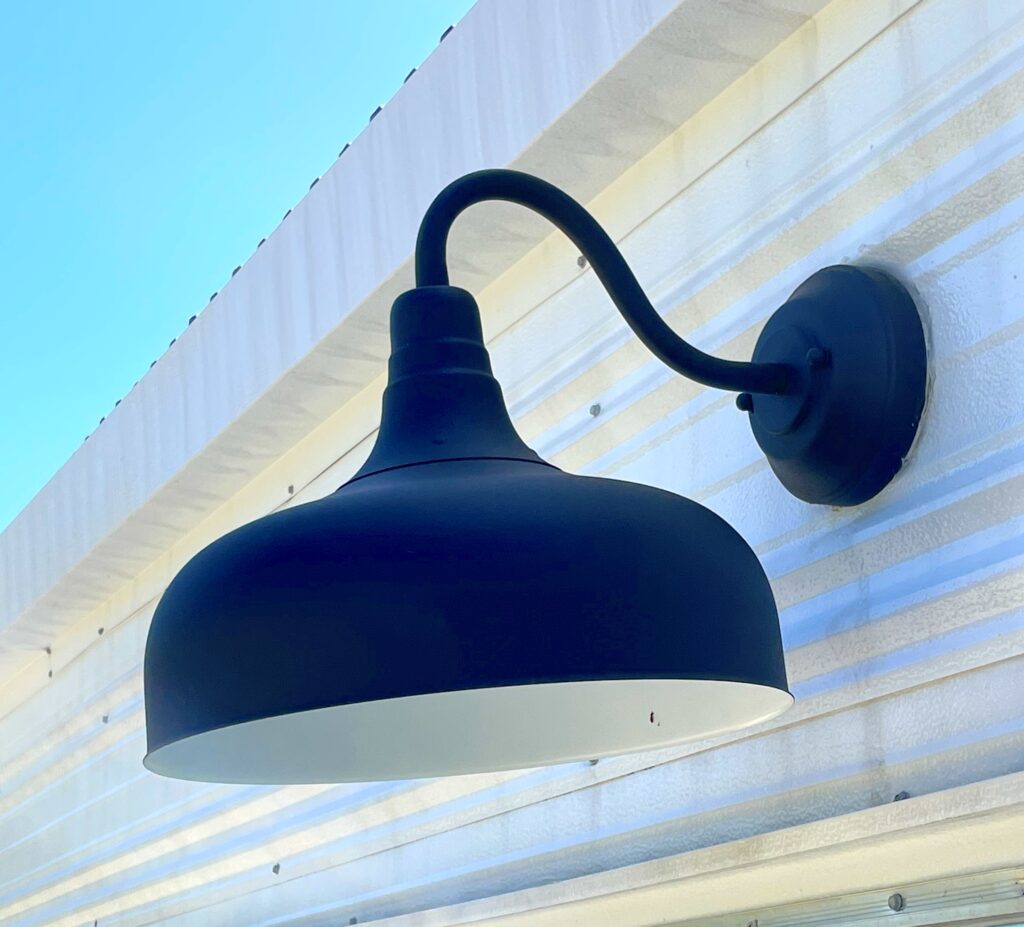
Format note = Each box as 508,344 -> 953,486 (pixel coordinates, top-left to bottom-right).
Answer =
1,0 -> 1023,925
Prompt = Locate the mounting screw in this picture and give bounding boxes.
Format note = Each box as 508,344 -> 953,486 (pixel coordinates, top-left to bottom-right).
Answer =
736,393 -> 754,412
806,347 -> 830,370
102,714 -> 109,724
272,863 -> 280,875
98,627 -> 104,636
589,403 -> 601,417
888,894 -> 905,912
288,485 -> 295,495
893,790 -> 910,801
577,254 -> 588,269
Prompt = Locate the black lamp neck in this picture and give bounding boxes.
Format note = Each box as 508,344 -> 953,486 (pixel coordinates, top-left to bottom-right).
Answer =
415,169 -> 791,396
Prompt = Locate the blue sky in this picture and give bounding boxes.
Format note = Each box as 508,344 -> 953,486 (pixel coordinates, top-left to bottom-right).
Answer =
0,0 -> 475,530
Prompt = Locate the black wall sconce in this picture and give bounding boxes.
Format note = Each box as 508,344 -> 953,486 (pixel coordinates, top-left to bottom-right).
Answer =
144,170 -> 926,783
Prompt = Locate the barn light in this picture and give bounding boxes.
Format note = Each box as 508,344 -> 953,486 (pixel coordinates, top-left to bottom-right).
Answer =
144,170 -> 926,783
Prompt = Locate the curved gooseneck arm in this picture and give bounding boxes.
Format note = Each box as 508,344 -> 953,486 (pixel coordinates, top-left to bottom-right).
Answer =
415,169 -> 790,395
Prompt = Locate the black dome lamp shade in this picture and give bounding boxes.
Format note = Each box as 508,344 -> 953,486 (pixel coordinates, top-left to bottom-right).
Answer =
144,171 -> 927,783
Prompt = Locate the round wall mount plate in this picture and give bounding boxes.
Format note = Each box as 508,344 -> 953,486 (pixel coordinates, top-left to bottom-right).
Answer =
747,266 -> 927,506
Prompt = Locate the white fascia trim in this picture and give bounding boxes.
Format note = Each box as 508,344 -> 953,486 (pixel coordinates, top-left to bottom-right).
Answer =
367,771 -> 1024,927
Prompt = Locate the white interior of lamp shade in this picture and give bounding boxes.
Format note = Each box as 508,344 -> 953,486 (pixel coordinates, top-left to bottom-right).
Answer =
144,678 -> 793,784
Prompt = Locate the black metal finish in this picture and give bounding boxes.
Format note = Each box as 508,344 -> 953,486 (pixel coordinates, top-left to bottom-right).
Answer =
746,266 -> 927,505
145,459 -> 787,761
417,170 -> 790,395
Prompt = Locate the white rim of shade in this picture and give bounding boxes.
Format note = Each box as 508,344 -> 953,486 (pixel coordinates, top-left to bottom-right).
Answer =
144,678 -> 794,784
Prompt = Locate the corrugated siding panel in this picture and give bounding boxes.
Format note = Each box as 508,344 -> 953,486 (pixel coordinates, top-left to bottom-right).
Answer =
1,0 -> 1023,925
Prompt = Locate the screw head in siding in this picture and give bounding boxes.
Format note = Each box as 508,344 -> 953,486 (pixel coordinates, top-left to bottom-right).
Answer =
589,403 -> 601,417
893,790 -> 910,801
288,485 -> 295,495
888,894 -> 905,912
98,627 -> 104,636
272,863 -> 280,875
577,254 -> 587,269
